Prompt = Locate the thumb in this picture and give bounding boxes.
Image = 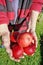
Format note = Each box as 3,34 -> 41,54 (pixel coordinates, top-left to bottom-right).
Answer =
32,32 -> 38,48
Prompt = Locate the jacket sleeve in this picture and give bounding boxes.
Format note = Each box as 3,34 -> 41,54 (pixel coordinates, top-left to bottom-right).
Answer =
30,0 -> 43,12
6,0 -> 15,22
0,0 -> 9,24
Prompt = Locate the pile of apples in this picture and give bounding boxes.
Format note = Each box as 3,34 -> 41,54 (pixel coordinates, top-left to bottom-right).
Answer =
10,31 -> 36,59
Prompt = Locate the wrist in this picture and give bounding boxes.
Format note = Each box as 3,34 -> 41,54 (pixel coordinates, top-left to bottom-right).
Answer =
30,29 -> 35,32
30,29 -> 36,34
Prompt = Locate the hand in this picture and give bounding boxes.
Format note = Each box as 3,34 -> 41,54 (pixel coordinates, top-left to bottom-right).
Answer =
6,44 -> 25,62
1,24 -> 17,62
26,10 -> 39,47
27,29 -> 38,48
31,31 -> 38,48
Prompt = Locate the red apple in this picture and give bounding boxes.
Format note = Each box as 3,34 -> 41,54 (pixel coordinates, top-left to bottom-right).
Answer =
12,44 -> 23,59
23,36 -> 36,56
17,32 -> 33,47
10,31 -> 19,43
23,43 -> 36,56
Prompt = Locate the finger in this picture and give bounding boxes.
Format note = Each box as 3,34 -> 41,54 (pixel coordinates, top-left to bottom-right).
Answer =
6,49 -> 21,62
26,29 -> 30,32
14,59 -> 20,62
32,32 -> 38,48
9,56 -> 14,60
23,52 -> 27,55
19,56 -> 24,58
35,37 -> 38,48
34,34 -> 38,48
10,55 -> 20,62
31,39 -> 34,44
6,48 -> 12,57
31,53 -> 34,56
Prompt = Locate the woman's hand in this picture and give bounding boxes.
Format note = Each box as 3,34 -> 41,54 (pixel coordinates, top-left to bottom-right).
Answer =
31,31 -> 38,48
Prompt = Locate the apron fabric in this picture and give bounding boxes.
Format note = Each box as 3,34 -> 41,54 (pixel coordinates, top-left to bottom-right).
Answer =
11,0 -> 32,24
11,0 -> 32,32
11,0 -> 19,24
0,0 -> 43,32
10,0 -> 43,32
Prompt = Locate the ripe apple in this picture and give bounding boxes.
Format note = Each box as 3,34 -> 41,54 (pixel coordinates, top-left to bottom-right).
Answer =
17,32 -> 33,47
10,42 -> 18,49
12,44 -> 23,59
23,36 -> 36,56
10,31 -> 19,43
23,43 -> 36,56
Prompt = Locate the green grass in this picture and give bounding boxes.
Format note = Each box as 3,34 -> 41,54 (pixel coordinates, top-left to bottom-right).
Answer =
0,12 -> 43,65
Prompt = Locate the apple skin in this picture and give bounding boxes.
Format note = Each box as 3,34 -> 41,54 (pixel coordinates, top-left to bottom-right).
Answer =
10,31 -> 19,43
23,43 -> 36,56
23,35 -> 36,56
17,32 -> 33,47
12,44 -> 23,59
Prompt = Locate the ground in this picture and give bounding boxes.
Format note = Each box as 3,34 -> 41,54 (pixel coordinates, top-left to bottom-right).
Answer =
0,12 -> 43,65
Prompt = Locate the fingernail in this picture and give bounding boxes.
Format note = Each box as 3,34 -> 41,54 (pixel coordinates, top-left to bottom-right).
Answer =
10,56 -> 14,60
32,53 -> 34,56
14,59 -> 20,62
19,56 -> 24,58
32,40 -> 34,44
23,53 -> 27,55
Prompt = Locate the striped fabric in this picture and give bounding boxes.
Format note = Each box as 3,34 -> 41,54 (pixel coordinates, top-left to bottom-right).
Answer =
9,0 -> 43,32
0,0 -> 14,24
0,0 -> 43,27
